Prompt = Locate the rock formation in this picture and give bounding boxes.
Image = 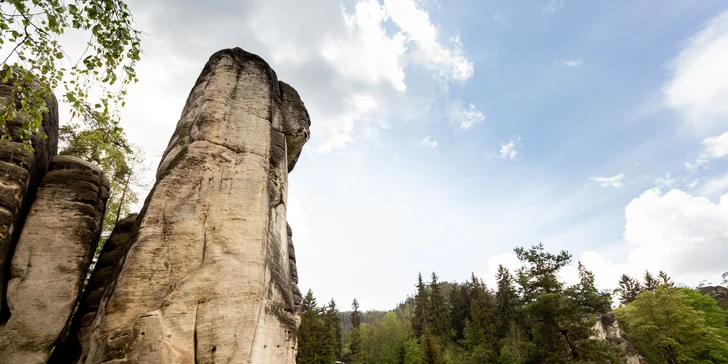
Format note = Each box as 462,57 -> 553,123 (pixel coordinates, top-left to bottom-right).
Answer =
0,156 -> 109,364
85,48 -> 310,364
592,313 -> 647,364
49,214 -> 139,364
699,285 -> 728,310
0,81 -> 58,321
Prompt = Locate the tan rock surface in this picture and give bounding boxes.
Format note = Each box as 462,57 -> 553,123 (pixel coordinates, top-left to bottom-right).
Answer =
0,156 -> 109,364
0,81 -> 58,320
85,48 -> 310,364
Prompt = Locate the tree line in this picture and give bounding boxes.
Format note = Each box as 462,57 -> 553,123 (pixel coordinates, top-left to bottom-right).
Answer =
298,244 -> 728,364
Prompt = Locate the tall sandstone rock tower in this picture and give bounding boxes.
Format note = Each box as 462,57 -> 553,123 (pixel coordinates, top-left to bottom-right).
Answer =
84,48 -> 310,364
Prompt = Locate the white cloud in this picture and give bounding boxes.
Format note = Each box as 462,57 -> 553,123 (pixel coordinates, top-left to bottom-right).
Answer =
542,0 -> 564,15
562,59 -> 583,67
479,252 -> 522,288
383,0 -> 474,81
449,101 -> 485,129
663,11 -> 728,131
623,189 -> 728,278
420,136 -> 438,148
685,130 -> 728,171
499,136 -> 522,161
698,174 -> 728,197
589,173 -> 625,188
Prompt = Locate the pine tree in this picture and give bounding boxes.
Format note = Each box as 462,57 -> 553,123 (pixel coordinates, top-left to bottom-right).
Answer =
449,283 -> 469,340
297,289 -> 326,364
495,264 -> 517,340
615,274 -> 642,305
325,299 -> 342,361
514,245 -> 621,363
644,270 -> 659,292
349,298 -> 362,362
413,272 -> 429,337
351,298 -> 361,329
428,272 -> 450,336
658,270 -> 674,287
464,274 -> 497,360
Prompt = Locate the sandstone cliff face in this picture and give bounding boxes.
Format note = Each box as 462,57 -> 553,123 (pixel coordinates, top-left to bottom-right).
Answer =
49,214 -> 139,364
85,48 -> 310,364
592,313 -> 647,364
0,156 -> 109,364
0,81 -> 58,321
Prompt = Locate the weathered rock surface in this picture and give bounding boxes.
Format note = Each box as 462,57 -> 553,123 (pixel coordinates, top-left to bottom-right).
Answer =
699,285 -> 728,310
85,48 -> 310,364
0,81 -> 58,321
50,214 -> 138,364
0,155 -> 109,364
593,313 -> 647,364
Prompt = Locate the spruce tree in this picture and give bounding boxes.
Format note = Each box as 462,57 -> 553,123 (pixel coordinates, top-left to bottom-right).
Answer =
325,299 -> 342,361
644,270 -> 659,292
658,270 -> 674,287
615,274 -> 642,305
464,274 -> 497,360
297,289 -> 326,364
413,272 -> 429,337
428,272 -> 450,336
449,283 -> 469,340
349,298 -> 362,362
495,264 -> 517,340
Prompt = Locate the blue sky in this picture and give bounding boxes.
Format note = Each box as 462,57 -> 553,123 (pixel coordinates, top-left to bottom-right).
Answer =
72,0 -> 728,309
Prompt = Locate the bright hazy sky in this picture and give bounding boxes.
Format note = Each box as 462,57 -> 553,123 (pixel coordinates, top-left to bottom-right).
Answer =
64,0 -> 728,309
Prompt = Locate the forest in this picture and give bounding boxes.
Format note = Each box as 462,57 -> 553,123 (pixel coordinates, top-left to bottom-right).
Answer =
297,244 -> 728,364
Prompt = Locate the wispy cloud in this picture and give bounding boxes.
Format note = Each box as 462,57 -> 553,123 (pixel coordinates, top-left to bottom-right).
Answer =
685,130 -> 728,171
450,101 -> 485,129
499,136 -> 522,161
563,59 -> 583,67
589,173 -> 625,188
662,11 -> 728,132
420,136 -> 438,148
542,0 -> 564,15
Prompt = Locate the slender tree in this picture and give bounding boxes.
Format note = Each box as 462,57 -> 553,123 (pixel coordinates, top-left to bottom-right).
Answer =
658,270 -> 674,288
413,272 -> 429,338
495,264 -> 517,339
428,272 -> 449,336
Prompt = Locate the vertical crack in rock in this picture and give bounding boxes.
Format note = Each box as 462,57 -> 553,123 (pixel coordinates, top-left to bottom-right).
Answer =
49,214 -> 137,364
0,80 -> 58,324
0,156 -> 109,364
83,48 -> 310,364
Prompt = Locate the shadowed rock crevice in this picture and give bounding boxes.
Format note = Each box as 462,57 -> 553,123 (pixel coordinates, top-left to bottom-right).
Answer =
84,47 -> 309,364
0,156 -> 108,364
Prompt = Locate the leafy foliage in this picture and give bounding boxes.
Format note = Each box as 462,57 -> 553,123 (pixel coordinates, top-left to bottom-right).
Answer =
616,286 -> 728,364
1,0 -> 141,151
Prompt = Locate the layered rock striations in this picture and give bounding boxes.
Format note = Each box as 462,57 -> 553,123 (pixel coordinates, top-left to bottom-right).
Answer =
85,48 -> 310,364
0,156 -> 109,364
0,81 -> 58,321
